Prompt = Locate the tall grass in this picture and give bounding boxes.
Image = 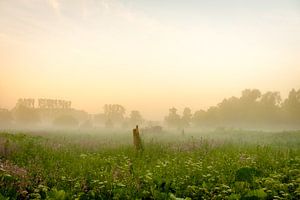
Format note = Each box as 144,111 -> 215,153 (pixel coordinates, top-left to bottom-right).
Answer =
0,129 -> 299,199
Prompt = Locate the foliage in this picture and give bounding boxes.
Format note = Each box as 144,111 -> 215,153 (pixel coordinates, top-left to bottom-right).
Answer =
0,130 -> 299,199
235,167 -> 262,183
165,107 -> 181,128
103,104 -> 126,124
181,107 -> 192,128
189,88 -> 300,128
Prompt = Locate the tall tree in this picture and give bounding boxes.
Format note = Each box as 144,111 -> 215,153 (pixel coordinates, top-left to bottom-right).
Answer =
240,89 -> 261,103
259,91 -> 282,123
181,107 -> 192,127
282,89 -> 300,123
239,89 -> 261,123
129,110 -> 143,126
192,109 -> 207,126
165,107 -> 181,128
103,104 -> 126,124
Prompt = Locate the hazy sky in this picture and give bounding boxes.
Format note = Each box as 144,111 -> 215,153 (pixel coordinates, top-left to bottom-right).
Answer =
1,0 -> 300,120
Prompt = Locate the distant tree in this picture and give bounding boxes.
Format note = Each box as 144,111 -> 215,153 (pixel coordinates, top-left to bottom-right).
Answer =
193,89 -> 263,127
53,115 -> 78,127
282,88 -> 300,123
103,104 -> 126,124
165,107 -> 181,128
205,106 -> 220,125
259,91 -> 282,123
129,110 -> 143,126
238,89 -> 262,124
217,96 -> 241,125
181,107 -> 192,127
260,92 -> 281,107
192,109 -> 207,126
240,89 -> 261,104
14,105 -> 40,124
182,88 -> 300,128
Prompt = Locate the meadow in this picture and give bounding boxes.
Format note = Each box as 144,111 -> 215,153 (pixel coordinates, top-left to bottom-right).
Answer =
0,129 -> 299,200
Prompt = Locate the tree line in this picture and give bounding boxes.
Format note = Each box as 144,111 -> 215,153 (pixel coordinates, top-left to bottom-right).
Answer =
0,88 -> 299,129
0,101 -> 144,128
94,104 -> 143,128
165,88 -> 300,129
17,98 -> 72,109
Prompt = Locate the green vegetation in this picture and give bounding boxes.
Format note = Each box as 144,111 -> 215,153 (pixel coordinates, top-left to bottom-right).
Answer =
0,130 -> 300,199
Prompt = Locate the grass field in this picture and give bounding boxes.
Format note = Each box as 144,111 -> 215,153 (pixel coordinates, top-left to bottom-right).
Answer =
0,129 -> 300,199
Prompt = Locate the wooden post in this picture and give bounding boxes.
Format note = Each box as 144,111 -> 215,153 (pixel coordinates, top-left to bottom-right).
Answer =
133,125 -> 143,151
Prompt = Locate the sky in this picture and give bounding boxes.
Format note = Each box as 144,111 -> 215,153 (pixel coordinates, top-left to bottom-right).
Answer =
0,0 -> 300,120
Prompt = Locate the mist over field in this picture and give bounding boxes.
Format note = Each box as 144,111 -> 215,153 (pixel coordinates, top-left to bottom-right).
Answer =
1,0 -> 300,199
1,88 -> 300,132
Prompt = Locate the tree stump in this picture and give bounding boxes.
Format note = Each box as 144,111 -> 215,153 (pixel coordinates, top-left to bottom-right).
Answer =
133,125 -> 143,151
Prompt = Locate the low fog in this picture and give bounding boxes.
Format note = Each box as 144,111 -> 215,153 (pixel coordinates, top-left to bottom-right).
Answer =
1,88 -> 300,133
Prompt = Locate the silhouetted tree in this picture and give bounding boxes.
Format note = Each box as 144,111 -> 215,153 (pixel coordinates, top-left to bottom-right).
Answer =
191,89 -> 296,128
192,109 -> 207,126
129,110 -> 143,126
205,106 -> 220,126
181,107 -> 192,127
165,107 -> 181,128
239,89 -> 261,124
240,89 -> 261,103
282,88 -> 300,124
217,96 -> 241,125
259,91 -> 281,123
103,104 -> 126,124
